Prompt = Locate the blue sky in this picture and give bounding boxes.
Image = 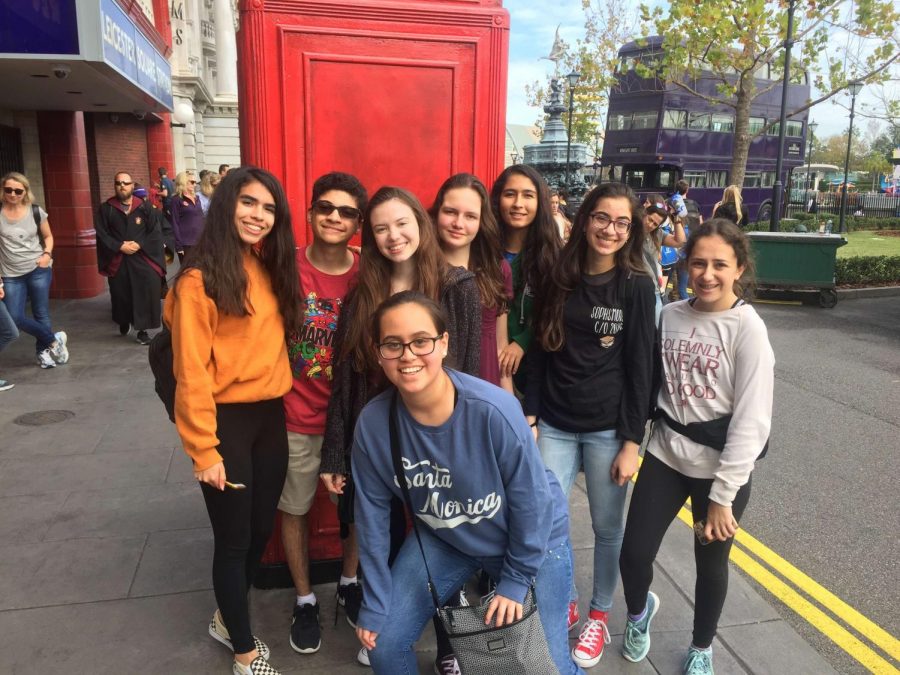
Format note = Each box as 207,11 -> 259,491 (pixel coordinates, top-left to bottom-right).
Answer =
503,0 -> 882,140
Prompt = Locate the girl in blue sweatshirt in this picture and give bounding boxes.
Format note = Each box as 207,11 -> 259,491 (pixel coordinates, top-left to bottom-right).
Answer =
351,291 -> 582,675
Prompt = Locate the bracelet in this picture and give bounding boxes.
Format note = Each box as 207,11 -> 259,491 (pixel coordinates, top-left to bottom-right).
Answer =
529,420 -> 538,428
41,250 -> 52,258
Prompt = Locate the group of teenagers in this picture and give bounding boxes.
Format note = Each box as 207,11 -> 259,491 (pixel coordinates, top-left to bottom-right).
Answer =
165,164 -> 774,675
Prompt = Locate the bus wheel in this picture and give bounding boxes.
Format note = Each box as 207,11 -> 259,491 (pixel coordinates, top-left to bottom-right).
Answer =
756,202 -> 772,223
819,289 -> 838,308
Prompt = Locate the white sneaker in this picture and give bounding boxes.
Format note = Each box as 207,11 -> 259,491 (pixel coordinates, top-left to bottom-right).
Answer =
50,331 -> 69,364
357,647 -> 370,666
37,349 -> 56,369
232,656 -> 281,675
209,610 -> 271,660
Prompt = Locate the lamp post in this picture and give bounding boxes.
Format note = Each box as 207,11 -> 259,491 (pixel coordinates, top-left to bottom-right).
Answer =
563,70 -> 580,190
804,121 -> 818,211
770,0 -> 796,232
511,151 -> 520,165
839,80 -> 863,234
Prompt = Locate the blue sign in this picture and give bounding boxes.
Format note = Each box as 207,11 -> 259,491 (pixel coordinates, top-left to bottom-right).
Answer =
99,0 -> 172,109
0,1 -> 79,55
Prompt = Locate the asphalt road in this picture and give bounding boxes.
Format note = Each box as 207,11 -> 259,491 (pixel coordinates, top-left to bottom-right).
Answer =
738,295 -> 900,674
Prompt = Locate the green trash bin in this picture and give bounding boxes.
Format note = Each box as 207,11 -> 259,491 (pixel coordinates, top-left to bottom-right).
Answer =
747,232 -> 847,308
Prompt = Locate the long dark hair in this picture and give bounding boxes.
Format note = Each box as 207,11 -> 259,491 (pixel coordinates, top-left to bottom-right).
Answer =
535,182 -> 647,351
175,166 -> 301,331
429,173 -> 506,310
489,164 -> 559,314
682,217 -> 757,300
343,186 -> 448,373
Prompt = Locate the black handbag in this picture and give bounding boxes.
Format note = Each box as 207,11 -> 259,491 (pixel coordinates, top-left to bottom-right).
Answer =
387,391 -> 556,675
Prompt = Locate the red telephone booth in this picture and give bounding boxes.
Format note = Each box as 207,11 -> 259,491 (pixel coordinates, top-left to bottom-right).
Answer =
238,0 -> 510,587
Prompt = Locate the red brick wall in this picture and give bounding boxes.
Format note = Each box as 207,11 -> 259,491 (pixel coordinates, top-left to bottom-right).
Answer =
88,114 -> 151,204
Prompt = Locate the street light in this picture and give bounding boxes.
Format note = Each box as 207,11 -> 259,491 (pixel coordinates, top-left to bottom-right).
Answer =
563,70 -> 580,190
839,80 -> 863,234
805,121 -> 818,211
770,0 -> 797,232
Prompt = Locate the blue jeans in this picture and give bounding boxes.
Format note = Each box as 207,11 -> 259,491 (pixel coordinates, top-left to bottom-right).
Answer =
538,422 -> 627,613
0,297 -> 18,351
367,527 -> 582,675
2,266 -> 55,351
677,263 -> 690,300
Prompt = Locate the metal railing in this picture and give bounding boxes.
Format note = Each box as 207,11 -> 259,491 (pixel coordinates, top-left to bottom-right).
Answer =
785,191 -> 900,219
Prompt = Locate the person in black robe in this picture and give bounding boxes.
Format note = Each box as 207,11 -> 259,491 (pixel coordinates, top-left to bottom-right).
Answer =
95,172 -> 176,344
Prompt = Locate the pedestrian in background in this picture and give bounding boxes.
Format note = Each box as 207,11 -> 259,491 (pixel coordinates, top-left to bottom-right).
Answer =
550,188 -> 572,242
0,171 -> 68,369
170,171 -> 204,261
619,218 -> 774,675
643,198 -> 686,322
712,185 -> 747,227
527,182 -> 656,668
490,164 -> 560,394
0,278 -> 18,390
219,164 -> 231,178
430,172 -> 513,392
199,172 -> 222,216
95,171 -> 176,344
165,166 -> 302,675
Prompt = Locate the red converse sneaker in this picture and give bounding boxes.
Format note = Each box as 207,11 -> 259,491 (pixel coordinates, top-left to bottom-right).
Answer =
567,601 -> 580,632
571,610 -> 611,668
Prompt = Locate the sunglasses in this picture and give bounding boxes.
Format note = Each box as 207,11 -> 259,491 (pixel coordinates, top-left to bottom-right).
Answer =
188,180 -> 198,185
114,180 -> 134,187
3,187 -> 25,196
311,199 -> 361,220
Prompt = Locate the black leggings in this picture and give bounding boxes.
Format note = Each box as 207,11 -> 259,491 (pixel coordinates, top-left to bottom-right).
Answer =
619,452 -> 751,648
200,398 -> 289,654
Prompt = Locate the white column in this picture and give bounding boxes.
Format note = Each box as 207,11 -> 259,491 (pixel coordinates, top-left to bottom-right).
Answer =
213,0 -> 238,100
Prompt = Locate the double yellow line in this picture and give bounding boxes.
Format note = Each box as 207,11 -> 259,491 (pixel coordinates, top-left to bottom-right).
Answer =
631,458 -> 900,673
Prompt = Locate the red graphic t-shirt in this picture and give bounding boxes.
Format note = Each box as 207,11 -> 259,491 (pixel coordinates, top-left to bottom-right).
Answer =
283,249 -> 359,434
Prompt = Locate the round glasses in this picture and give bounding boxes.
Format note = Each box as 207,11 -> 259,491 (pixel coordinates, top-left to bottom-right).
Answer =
589,212 -> 632,234
377,336 -> 442,360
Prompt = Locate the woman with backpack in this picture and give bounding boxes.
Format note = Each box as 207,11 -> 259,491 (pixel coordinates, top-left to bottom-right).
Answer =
526,182 -> 657,668
618,218 -> 774,675
164,166 -> 302,675
0,171 -> 69,368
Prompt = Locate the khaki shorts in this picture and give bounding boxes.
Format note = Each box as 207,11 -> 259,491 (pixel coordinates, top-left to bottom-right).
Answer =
278,432 -> 323,516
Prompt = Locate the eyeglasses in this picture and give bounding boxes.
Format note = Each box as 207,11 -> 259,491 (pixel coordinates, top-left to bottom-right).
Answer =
3,187 -> 25,196
377,336 -> 442,360
312,199 -> 361,221
114,181 -> 133,187
589,212 -> 632,234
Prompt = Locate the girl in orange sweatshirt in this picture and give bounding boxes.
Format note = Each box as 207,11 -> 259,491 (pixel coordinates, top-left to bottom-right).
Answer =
164,167 -> 301,675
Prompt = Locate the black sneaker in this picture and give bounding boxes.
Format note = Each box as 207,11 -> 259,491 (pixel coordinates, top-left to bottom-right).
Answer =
289,602 -> 321,654
135,330 -> 151,345
119,323 -> 130,336
336,582 -> 362,628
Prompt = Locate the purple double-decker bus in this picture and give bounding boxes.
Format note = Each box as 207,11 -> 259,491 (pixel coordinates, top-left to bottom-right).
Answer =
599,36 -> 810,222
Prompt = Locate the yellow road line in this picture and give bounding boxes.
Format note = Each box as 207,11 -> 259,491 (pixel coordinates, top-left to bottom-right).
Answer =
734,529 -> 900,662
671,507 -> 899,674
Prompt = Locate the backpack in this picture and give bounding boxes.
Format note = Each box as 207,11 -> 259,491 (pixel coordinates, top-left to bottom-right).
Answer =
148,326 -> 176,423
659,223 -> 679,268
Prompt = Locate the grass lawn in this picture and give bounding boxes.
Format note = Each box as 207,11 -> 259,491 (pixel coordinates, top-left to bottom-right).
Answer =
837,231 -> 900,258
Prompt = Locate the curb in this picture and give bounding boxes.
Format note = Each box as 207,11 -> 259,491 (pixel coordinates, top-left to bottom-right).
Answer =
836,285 -> 900,299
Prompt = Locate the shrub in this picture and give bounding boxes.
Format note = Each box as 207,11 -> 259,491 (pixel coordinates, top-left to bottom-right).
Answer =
746,216 -> 900,233
835,256 -> 900,284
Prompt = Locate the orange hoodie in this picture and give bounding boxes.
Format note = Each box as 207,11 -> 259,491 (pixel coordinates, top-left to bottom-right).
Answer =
164,252 -> 291,470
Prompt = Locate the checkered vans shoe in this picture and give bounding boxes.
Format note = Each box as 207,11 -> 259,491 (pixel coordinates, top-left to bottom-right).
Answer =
209,610 -> 271,660
232,655 -> 281,675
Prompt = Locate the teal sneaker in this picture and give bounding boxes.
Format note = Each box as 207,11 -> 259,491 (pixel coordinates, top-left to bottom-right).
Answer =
622,591 -> 659,663
683,645 -> 714,674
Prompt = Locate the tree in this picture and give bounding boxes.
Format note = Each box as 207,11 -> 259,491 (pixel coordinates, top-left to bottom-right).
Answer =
637,0 -> 900,187
525,0 -> 637,144
815,132 -> 867,168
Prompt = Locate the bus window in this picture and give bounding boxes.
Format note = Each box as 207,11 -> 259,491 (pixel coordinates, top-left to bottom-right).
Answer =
624,169 -> 645,188
688,113 -> 711,130
663,109 -> 686,129
609,113 -> 632,130
711,114 -> 734,132
748,117 -> 766,134
761,171 -> 776,187
684,170 -> 706,187
785,121 -> 803,137
707,171 -> 728,187
657,169 -> 676,190
608,166 -> 623,182
632,111 -> 659,129
743,172 -> 761,188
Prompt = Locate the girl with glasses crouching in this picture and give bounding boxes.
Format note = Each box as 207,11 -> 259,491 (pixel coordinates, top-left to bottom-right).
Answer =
351,290 -> 582,675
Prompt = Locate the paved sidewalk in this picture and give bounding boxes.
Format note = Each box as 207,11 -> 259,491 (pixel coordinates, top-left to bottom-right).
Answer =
0,295 -> 836,674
